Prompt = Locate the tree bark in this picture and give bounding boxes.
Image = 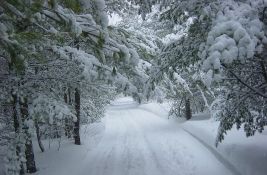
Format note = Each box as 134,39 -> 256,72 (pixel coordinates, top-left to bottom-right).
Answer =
64,91 -> 69,137
185,97 -> 192,120
24,135 -> 37,173
12,95 -> 20,133
12,94 -> 25,175
20,98 -> 37,173
74,88 -> 81,145
35,120 -> 45,152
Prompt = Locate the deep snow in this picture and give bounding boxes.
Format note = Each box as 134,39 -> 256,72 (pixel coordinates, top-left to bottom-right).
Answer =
25,97 -> 267,175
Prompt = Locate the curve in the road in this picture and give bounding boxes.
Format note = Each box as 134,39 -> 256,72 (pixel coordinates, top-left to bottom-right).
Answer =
135,105 -> 241,175
79,98 -> 235,175
182,128 -> 242,175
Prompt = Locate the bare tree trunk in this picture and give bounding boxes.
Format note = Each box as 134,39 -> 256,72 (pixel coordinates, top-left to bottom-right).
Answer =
20,98 -> 37,173
185,97 -> 192,120
35,119 -> 45,152
12,94 -> 25,175
64,91 -> 69,137
68,87 -> 72,104
64,88 -> 72,138
74,88 -> 81,145
64,90 -> 68,103
24,135 -> 37,173
178,97 -> 183,117
259,52 -> 267,94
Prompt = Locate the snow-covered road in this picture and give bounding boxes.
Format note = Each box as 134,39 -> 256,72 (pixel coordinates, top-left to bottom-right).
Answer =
79,97 -> 233,175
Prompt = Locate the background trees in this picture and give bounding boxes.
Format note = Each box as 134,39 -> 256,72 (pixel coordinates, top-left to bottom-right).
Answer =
0,0 -> 150,174
130,0 -> 267,145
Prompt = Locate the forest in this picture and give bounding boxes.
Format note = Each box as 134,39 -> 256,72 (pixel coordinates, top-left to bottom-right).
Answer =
0,0 -> 267,175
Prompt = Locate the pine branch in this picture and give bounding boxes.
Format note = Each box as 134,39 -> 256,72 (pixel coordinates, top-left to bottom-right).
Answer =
222,63 -> 267,98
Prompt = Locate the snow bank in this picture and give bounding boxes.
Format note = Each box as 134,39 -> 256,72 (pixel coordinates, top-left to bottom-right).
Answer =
140,102 -> 267,175
183,115 -> 267,175
139,101 -> 170,119
32,122 -> 105,175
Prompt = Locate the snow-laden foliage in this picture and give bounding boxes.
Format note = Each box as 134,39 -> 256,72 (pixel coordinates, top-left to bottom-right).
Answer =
1,0 -> 267,174
29,94 -> 75,124
124,0 -> 267,145
200,0 -> 266,82
0,0 -> 154,174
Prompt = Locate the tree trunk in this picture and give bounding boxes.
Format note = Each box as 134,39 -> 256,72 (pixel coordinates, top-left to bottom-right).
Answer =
12,94 -> 25,175
178,97 -> 184,117
64,91 -> 69,137
64,88 -> 73,138
12,95 -> 20,133
20,98 -> 37,173
24,136 -> 37,173
35,120 -> 45,152
185,97 -> 192,120
68,87 -> 72,104
259,55 -> 267,93
74,88 -> 81,145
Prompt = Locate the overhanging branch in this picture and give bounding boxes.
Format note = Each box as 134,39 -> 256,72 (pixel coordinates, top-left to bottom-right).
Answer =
221,63 -> 267,98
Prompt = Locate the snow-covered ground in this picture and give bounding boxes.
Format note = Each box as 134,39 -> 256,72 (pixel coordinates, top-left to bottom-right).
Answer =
32,121 -> 105,175
21,97 -> 267,175
140,100 -> 267,175
182,115 -> 267,175
78,97 -> 231,175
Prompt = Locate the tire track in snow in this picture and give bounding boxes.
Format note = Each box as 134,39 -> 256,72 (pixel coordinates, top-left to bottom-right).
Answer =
136,107 -> 242,175
129,109 -> 195,175
180,129 -> 242,175
119,112 -> 147,175
125,111 -> 165,175
80,99 -> 234,175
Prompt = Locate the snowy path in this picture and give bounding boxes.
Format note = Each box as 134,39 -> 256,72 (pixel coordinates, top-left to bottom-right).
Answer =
79,98 -> 233,175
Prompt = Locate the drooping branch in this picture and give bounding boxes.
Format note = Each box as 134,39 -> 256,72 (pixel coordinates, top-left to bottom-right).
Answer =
222,63 -> 267,98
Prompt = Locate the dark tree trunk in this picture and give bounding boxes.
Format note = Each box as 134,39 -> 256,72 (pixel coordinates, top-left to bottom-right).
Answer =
64,91 -> 69,137
185,97 -> 192,120
24,136 -> 37,173
64,91 -> 68,104
68,87 -> 72,104
35,120 -> 45,152
12,94 -> 25,175
20,98 -> 37,173
259,53 -> 267,94
74,88 -> 81,145
12,95 -> 19,133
